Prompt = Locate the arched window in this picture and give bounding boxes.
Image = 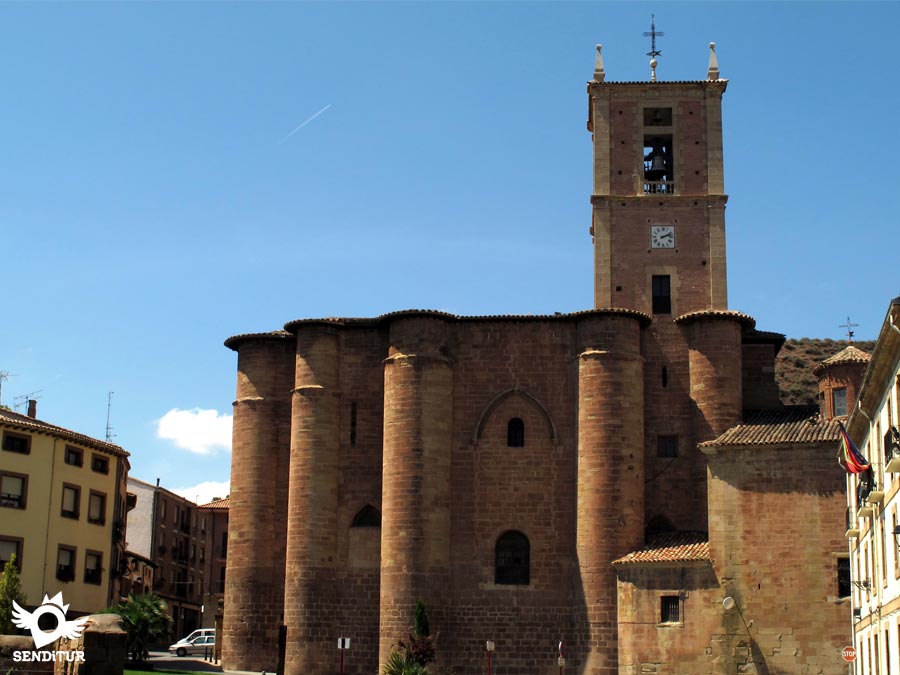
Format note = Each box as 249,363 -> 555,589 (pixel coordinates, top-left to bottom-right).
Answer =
495,530 -> 530,585
507,418 -> 525,447
351,505 -> 381,528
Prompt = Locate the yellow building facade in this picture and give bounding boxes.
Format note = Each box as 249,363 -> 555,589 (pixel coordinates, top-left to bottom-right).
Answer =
0,403 -> 130,615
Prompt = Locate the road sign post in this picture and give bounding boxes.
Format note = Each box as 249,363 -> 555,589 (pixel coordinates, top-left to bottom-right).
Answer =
337,636 -> 351,675
486,640 -> 494,675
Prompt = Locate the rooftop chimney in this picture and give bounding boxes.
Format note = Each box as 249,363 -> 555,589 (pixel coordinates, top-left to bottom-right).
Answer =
27,399 -> 37,419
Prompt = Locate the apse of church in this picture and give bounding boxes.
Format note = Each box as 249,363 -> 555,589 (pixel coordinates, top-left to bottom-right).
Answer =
221,39 -> 848,675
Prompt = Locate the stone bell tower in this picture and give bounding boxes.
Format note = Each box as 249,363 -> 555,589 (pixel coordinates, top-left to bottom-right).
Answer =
588,42 -> 728,317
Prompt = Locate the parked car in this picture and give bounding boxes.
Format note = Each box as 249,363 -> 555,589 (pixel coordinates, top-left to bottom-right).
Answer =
168,633 -> 215,657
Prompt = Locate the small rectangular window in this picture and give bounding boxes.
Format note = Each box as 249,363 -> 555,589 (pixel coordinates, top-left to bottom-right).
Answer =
64,446 -> 83,467
350,402 -> 358,448
834,388 -> 848,417
0,538 -> 23,570
91,454 -> 109,474
61,485 -> 80,519
652,275 -> 672,314
660,595 -> 681,623
84,551 -> 102,585
657,435 -> 678,458
838,557 -> 851,598
57,545 -> 76,581
0,472 -> 26,509
2,431 -> 30,455
88,491 -> 106,525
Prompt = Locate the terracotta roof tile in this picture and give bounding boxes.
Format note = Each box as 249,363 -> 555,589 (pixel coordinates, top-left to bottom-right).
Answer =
674,309 -> 756,330
812,345 -> 871,374
0,408 -> 129,457
281,308 -> 652,333
700,406 -> 839,449
199,497 -> 230,510
613,531 -> 710,566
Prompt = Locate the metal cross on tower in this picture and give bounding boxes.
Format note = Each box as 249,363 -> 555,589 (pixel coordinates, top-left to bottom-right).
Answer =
643,14 -> 664,58
839,316 -> 859,342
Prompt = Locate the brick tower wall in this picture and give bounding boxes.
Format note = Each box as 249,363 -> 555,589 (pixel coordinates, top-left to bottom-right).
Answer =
222,336 -> 294,672
379,316 -> 453,666
682,316 -> 744,441
742,341 -> 784,410
641,321 -> 707,532
445,319 -> 580,675
818,362 -> 867,420
284,326 -> 342,675
332,327 -> 386,675
576,314 -> 645,675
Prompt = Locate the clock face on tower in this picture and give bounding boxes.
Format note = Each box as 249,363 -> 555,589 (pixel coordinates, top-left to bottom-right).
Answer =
650,225 -> 675,249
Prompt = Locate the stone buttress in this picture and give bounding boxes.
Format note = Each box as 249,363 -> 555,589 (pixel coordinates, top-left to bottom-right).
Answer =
379,314 -> 453,665
222,332 -> 294,672
575,311 -> 646,675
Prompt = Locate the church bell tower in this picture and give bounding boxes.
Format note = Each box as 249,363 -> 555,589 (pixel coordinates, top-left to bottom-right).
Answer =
588,42 -> 728,316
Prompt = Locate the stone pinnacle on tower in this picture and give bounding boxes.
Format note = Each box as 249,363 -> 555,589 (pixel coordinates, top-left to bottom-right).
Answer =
594,44 -> 605,82
707,42 -> 720,80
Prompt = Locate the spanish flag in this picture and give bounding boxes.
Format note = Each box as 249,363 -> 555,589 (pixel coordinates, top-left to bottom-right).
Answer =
837,420 -> 871,474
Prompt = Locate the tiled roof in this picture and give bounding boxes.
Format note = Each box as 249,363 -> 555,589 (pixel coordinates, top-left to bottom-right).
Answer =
613,531 -> 710,566
813,345 -> 871,374
674,309 -> 756,330
279,308 -> 653,334
0,407 -> 128,457
699,406 -> 840,449
223,330 -> 293,350
199,497 -> 230,510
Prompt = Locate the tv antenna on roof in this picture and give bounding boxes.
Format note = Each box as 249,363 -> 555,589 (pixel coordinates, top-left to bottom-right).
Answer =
106,391 -> 116,443
839,316 -> 859,342
0,371 -> 14,407
13,391 -> 42,412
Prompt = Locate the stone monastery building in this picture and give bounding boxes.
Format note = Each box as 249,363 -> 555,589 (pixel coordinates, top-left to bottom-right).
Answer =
222,43 -> 851,675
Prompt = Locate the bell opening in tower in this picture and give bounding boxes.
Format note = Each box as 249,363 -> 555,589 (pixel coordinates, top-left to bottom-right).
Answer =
643,134 -> 674,194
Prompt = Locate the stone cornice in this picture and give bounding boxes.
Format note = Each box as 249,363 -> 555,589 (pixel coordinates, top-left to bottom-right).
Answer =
591,195 -> 728,208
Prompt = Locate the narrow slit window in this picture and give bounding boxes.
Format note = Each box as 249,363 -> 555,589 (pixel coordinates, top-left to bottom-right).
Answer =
507,418 -> 525,448
350,402 -> 358,448
661,366 -> 668,388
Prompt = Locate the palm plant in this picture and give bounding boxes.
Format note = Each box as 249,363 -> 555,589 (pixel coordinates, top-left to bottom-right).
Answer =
104,593 -> 172,662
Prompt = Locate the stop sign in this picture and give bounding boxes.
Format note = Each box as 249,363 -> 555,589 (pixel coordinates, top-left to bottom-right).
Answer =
842,646 -> 857,662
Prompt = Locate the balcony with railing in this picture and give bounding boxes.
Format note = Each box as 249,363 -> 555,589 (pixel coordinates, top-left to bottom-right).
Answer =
846,506 -> 860,538
857,478 -> 875,518
885,426 -> 900,472
643,180 -> 675,195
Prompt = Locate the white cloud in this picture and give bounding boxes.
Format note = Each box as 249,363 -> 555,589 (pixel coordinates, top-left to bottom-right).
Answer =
156,408 -> 232,455
171,480 -> 231,506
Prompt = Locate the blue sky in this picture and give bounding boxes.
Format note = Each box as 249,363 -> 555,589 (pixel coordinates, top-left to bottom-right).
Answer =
1,2 -> 897,502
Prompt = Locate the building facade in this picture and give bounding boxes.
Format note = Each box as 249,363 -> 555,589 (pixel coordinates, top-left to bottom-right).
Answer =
845,298 -> 900,675
126,477 -> 208,639
221,45 -> 851,675
198,497 -> 229,628
0,402 -> 130,615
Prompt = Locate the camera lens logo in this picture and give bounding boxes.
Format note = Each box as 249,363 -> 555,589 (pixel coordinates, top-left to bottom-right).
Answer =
12,593 -> 89,649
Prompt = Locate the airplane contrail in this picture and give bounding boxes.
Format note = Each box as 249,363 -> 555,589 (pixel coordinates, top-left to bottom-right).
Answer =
279,104 -> 332,143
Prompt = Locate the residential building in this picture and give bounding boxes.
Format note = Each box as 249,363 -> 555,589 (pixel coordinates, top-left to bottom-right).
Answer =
198,497 -> 229,628
126,477 -> 207,639
120,550 -> 156,597
0,402 -> 130,614
845,297 -> 900,675
220,42 -> 853,675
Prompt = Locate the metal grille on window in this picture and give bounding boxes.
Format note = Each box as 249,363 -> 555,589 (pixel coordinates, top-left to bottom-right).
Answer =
660,595 -> 680,623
